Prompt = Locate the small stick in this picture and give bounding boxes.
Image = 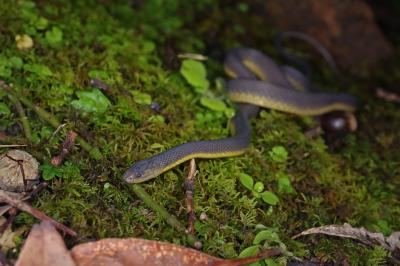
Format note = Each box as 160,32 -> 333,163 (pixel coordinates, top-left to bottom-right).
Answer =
127,184 -> 199,246
51,131 -> 78,166
0,183 -> 48,237
0,144 -> 28,148
46,123 -> 67,144
7,94 -> 32,142
184,159 -> 197,236
0,190 -> 77,237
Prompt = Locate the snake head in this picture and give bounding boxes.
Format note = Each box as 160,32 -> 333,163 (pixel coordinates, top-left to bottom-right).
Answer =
123,158 -> 163,183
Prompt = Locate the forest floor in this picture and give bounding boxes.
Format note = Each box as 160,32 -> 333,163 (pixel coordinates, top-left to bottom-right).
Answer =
0,1 -> 399,265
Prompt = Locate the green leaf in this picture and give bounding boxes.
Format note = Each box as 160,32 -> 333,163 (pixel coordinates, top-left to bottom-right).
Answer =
261,191 -> 279,205
131,90 -> 152,105
45,26 -> 63,45
71,88 -> 111,113
269,146 -> 288,162
238,245 -> 260,258
253,229 -> 280,245
24,64 -> 53,77
200,97 -> 227,111
180,59 -> 209,92
253,182 -> 264,193
40,164 -> 62,180
239,173 -> 254,191
0,103 -> 11,115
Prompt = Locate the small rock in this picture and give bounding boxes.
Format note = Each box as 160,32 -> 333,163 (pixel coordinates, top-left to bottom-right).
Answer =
0,150 -> 39,192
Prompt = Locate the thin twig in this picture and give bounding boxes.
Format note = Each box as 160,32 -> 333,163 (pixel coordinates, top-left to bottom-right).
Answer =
0,190 -> 77,237
51,131 -> 78,166
0,144 -> 28,148
7,94 -> 32,142
0,82 -> 103,160
184,159 -> 197,236
127,184 -> 199,246
46,123 -> 67,144
0,207 -> 17,237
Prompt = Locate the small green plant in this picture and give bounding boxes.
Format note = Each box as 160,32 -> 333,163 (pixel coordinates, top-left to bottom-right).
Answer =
269,146 -> 288,163
238,227 -> 289,266
71,88 -> 111,113
238,173 -> 279,205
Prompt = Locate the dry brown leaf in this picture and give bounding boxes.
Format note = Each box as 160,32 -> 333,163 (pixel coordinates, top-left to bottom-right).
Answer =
15,222 -> 76,266
71,238 -> 282,266
293,223 -> 400,254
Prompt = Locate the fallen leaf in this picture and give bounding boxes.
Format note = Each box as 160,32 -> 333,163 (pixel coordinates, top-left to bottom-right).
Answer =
293,223 -> 400,254
71,238 -> 282,266
15,222 -> 76,266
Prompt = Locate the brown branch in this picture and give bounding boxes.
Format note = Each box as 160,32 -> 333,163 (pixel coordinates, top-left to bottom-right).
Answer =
0,190 -> 77,237
184,159 -> 197,236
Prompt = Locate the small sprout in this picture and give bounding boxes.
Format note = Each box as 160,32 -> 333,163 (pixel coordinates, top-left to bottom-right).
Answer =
180,59 -> 209,93
261,191 -> 279,205
238,173 -> 254,191
15,34 -> 33,50
254,182 -> 264,193
269,146 -> 288,162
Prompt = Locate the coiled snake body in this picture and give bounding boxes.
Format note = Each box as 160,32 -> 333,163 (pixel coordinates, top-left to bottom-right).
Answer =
123,47 -> 357,183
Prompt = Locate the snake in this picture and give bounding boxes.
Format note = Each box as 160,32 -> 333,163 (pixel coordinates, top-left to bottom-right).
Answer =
123,43 -> 357,183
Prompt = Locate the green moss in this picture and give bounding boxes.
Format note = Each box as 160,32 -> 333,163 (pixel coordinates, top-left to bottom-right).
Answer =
0,0 -> 399,264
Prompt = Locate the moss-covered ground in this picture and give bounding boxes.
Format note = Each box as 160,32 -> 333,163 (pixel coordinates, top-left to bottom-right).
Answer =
0,1 -> 399,265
